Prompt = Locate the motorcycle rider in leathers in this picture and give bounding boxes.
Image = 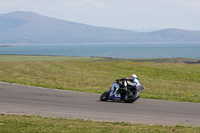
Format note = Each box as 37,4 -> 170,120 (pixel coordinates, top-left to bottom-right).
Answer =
127,74 -> 140,88
110,74 -> 140,98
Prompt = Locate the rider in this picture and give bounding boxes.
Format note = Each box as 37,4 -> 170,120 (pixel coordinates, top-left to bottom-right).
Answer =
109,74 -> 141,98
127,74 -> 140,88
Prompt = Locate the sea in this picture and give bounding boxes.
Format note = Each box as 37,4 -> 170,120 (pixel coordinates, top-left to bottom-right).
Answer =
0,43 -> 200,59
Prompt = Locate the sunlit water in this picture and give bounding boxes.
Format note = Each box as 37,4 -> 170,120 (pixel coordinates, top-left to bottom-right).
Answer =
0,43 -> 200,58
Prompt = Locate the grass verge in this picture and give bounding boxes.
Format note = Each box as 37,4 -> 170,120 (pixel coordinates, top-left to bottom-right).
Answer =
0,114 -> 200,133
0,55 -> 200,102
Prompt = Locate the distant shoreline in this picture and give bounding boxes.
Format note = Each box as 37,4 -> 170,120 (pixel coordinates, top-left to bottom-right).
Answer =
0,45 -> 12,47
1,42 -> 200,46
0,54 -> 199,63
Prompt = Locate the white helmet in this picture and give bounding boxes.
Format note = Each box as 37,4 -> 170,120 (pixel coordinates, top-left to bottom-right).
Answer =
130,74 -> 137,78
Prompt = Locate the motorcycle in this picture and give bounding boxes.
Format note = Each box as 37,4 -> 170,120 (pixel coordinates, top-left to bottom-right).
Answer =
100,78 -> 145,103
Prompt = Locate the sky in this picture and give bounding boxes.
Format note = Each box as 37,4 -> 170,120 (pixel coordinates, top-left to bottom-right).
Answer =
0,0 -> 200,31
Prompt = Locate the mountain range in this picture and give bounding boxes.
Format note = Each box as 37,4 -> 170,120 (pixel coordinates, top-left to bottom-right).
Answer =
0,11 -> 200,44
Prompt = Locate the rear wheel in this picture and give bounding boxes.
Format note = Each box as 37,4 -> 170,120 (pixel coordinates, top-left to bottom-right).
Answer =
124,91 -> 140,103
100,91 -> 110,101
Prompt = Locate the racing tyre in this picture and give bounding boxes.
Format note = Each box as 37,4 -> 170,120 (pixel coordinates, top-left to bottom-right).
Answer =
124,91 -> 140,103
100,91 -> 110,101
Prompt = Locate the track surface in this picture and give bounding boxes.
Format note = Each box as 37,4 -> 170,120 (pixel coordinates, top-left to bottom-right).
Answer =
0,82 -> 200,126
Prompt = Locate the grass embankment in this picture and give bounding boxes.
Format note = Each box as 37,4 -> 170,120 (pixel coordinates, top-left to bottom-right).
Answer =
0,55 -> 102,62
0,55 -> 200,132
0,55 -> 200,102
0,114 -> 200,133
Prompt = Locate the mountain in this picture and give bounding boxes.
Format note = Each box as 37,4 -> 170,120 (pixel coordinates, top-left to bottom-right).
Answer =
0,11 -> 200,44
133,27 -> 162,32
147,28 -> 200,42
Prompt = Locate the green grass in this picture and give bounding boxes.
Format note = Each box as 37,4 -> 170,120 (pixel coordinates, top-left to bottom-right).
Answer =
98,57 -> 199,63
0,55 -> 102,62
0,55 -> 200,132
0,114 -> 200,133
0,55 -> 200,102
0,55 -> 197,63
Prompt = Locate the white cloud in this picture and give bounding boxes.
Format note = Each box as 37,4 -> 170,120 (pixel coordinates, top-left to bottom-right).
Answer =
172,0 -> 200,10
93,1 -> 106,9
0,1 -> 10,7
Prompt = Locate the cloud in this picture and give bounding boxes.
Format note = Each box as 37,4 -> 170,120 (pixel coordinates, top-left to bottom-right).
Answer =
93,1 -> 106,9
0,1 -> 12,13
0,1 -> 10,7
172,0 -> 200,9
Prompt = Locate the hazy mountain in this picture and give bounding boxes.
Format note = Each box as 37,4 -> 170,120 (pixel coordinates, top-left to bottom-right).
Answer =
133,27 -> 162,32
0,11 -> 200,44
147,28 -> 200,42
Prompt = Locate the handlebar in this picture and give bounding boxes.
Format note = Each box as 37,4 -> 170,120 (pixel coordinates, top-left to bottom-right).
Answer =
116,78 -> 133,82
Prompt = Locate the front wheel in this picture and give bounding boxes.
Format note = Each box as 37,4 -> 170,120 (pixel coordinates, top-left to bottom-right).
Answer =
100,91 -> 110,101
124,91 -> 140,103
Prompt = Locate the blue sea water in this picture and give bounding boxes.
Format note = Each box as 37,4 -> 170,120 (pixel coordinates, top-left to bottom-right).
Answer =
0,43 -> 200,59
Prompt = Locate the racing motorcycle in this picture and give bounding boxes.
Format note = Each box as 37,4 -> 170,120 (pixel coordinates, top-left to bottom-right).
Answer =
100,78 -> 145,103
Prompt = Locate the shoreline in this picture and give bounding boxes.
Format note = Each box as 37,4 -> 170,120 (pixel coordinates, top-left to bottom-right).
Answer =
0,54 -> 199,63
1,42 -> 200,46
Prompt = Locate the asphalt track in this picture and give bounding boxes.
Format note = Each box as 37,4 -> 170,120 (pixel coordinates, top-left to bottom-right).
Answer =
0,82 -> 200,126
